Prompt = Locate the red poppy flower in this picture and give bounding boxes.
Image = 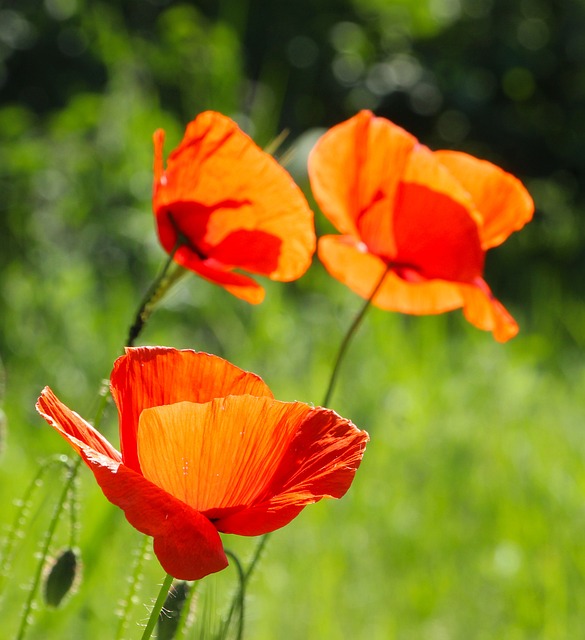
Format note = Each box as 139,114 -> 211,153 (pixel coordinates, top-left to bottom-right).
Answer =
308,110 -> 534,341
36,347 -> 368,581
152,111 -> 316,303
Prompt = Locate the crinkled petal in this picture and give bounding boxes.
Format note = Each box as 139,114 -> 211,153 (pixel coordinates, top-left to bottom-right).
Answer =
88,456 -> 228,581
435,150 -> 534,249
309,110 -> 416,257
136,397 -> 368,537
214,406 -> 369,535
137,397 -> 312,512
460,278 -> 519,342
153,111 -> 315,285
318,235 -> 465,315
36,387 -> 121,462
36,387 -> 226,581
110,348 -> 273,473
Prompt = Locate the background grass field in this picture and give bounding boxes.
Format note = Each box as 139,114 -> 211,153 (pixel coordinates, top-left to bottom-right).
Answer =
2,0 -> 585,638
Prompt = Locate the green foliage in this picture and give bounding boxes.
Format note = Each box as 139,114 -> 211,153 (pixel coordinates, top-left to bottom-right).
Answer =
1,0 -> 585,638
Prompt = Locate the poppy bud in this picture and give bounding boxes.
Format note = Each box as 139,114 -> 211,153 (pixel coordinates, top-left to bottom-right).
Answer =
43,548 -> 80,607
157,580 -> 191,640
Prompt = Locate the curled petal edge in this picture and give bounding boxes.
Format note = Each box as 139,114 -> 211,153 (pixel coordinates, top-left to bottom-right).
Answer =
36,387 -> 228,581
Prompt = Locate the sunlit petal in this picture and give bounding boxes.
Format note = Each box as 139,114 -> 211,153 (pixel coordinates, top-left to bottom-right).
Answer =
153,111 -> 315,294
86,452 -> 228,581
214,406 -> 369,535
110,348 -> 273,472
436,150 -> 534,249
318,235 -> 465,314
36,387 -> 121,462
309,110 -> 416,256
137,397 -> 314,512
460,278 -> 519,342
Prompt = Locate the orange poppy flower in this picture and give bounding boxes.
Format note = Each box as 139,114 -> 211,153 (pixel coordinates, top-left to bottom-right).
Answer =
152,111 -> 316,303
308,110 -> 534,341
36,347 -> 368,581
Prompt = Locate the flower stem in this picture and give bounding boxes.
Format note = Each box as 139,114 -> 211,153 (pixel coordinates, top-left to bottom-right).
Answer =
221,533 -> 269,639
0,455 -> 71,601
115,534 -> 151,640
14,241 -> 185,637
140,572 -> 174,640
321,266 -> 390,407
126,244 -> 185,347
222,551 -> 246,640
13,372 -> 114,638
15,457 -> 80,640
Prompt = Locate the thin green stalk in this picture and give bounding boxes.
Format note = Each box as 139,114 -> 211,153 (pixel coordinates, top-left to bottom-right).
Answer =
67,465 -> 79,549
13,379 -> 113,639
140,572 -> 174,640
321,266 -> 390,407
15,457 -> 80,640
13,238 -> 185,638
242,533 -> 269,584
0,455 -> 71,600
221,534 -> 269,639
222,551 -> 246,640
115,534 -> 151,640
126,244 -> 185,347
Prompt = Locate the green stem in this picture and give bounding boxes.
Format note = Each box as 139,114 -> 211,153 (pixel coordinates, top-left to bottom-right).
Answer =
242,533 -> 269,584
115,534 -> 151,640
126,244 -> 184,347
221,534 -> 269,639
140,572 -> 174,640
67,466 -> 79,549
223,551 -> 246,640
321,266 -> 390,407
15,457 -> 80,640
13,238 -> 185,638
0,455 -> 71,600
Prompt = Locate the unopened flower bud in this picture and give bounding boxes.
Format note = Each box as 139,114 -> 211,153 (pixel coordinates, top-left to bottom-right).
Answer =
43,548 -> 80,607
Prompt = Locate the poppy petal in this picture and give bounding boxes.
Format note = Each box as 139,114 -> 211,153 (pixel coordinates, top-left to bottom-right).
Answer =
87,456 -> 228,581
153,111 -> 315,284
36,387 -> 121,462
309,109 -> 416,256
394,145 -> 484,282
435,150 -> 534,249
173,249 -> 266,304
36,388 -> 229,581
136,397 -> 313,513
153,128 -> 165,187
461,278 -> 519,342
214,406 -> 368,535
136,397 -> 368,537
110,348 -> 273,473
318,235 -> 465,315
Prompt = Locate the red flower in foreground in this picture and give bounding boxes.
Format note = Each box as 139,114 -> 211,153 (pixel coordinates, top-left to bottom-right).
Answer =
308,110 -> 534,341
36,347 -> 368,581
152,111 -> 316,303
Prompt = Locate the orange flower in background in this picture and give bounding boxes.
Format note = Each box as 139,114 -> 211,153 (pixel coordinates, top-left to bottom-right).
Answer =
153,111 -> 316,303
36,347 -> 368,581
308,110 -> 534,342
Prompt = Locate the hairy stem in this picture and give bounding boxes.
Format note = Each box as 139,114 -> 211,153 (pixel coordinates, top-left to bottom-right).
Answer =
140,572 -> 174,640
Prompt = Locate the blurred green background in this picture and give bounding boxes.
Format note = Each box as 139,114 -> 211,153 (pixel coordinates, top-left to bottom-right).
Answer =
2,0 -> 585,638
